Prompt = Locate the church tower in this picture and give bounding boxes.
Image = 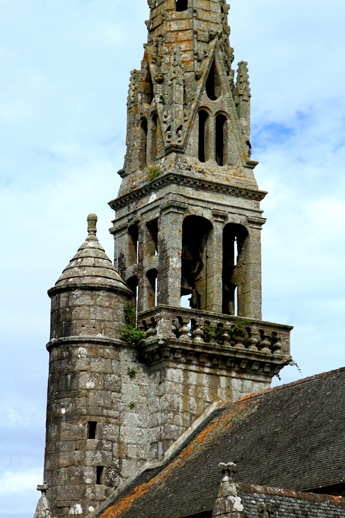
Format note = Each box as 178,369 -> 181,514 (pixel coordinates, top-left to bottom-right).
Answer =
110,0 -> 292,441
36,2 -> 292,517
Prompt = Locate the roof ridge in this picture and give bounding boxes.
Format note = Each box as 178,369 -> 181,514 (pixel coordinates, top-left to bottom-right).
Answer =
239,482 -> 345,505
228,366 -> 345,406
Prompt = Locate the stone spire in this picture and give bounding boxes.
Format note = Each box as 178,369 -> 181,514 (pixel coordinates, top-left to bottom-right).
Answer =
118,0 -> 256,197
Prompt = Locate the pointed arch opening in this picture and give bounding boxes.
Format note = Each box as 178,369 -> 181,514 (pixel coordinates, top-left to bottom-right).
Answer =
206,59 -> 222,100
176,0 -> 188,12
139,118 -> 148,170
222,224 -> 249,316
181,215 -> 212,310
215,113 -> 228,166
143,68 -> 153,105
198,109 -> 210,163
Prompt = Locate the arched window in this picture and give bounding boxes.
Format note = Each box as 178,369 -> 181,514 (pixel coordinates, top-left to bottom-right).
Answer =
222,224 -> 249,316
206,59 -> 222,100
139,118 -> 148,170
198,110 -> 209,163
215,114 -> 227,166
176,0 -> 188,12
181,215 -> 212,310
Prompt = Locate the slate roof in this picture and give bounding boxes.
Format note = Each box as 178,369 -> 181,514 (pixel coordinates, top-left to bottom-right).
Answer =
93,367 -> 345,518
239,484 -> 345,517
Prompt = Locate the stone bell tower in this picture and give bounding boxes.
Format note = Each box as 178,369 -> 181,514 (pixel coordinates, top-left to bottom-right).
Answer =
36,2 -> 293,517
110,0 -> 292,421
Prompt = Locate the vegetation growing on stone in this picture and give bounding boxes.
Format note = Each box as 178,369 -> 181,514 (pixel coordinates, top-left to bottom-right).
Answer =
120,303 -> 154,365
146,166 -> 160,182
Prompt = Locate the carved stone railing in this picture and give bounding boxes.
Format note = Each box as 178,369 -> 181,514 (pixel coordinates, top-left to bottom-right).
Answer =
138,306 -> 292,375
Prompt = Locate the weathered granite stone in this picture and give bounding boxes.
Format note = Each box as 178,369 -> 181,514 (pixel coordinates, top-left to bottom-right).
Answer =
37,3 -> 293,517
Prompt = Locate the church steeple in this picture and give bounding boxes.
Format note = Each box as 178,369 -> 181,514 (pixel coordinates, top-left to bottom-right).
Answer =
119,0 -> 257,199
111,0 -> 266,319
110,0 -> 291,385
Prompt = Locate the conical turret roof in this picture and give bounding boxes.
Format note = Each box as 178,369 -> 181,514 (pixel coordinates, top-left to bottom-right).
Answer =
51,214 -> 130,293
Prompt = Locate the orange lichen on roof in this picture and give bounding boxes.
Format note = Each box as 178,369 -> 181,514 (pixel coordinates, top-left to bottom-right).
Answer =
98,399 -> 258,518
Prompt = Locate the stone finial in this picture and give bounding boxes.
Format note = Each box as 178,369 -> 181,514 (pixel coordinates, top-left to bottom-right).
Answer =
87,213 -> 98,239
219,462 -> 238,480
34,484 -> 52,518
212,462 -> 244,517
258,502 -> 274,517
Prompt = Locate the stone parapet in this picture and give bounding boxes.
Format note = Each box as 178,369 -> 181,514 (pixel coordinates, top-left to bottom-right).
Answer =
139,306 -> 292,379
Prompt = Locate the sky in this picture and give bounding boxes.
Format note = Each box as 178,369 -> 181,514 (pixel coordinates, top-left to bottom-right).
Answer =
1,0 -> 345,516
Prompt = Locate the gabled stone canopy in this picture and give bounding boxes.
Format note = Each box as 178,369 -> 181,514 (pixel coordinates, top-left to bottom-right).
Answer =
118,0 -> 256,198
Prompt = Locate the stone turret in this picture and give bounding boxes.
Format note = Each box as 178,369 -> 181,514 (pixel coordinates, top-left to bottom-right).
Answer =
43,215 -> 132,518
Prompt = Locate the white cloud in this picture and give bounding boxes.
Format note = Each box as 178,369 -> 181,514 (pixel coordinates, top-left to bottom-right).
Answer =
1,0 -> 345,515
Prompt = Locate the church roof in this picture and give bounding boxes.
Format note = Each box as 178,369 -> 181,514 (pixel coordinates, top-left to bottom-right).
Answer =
93,367 -> 345,518
51,214 -> 130,293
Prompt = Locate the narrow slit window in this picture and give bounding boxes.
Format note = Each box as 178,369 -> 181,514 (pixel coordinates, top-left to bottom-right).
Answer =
215,114 -> 227,166
176,0 -> 188,11
150,114 -> 158,164
139,118 -> 148,170
198,110 -> 209,163
96,466 -> 104,485
88,421 -> 97,439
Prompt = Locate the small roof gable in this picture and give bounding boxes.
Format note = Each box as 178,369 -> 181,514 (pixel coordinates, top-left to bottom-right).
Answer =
93,367 -> 345,518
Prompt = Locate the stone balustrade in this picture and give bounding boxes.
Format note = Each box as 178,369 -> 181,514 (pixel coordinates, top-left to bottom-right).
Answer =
139,306 -> 292,365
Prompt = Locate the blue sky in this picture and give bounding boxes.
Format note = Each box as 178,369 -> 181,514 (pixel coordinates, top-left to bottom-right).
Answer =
1,0 -> 345,516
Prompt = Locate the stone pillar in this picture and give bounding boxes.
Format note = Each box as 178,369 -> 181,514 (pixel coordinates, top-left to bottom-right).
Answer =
242,217 -> 265,319
158,202 -> 187,307
207,211 -> 227,313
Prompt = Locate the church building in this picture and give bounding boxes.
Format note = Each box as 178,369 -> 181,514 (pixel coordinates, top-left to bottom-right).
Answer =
34,1 -> 345,517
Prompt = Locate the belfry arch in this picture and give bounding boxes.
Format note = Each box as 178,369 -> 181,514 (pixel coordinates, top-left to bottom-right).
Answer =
222,223 -> 249,316
181,215 -> 212,310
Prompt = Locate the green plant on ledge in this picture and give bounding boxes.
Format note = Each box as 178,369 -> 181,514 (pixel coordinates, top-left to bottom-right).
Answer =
120,303 -> 155,365
129,401 -> 136,409
128,367 -> 137,378
146,165 -> 160,182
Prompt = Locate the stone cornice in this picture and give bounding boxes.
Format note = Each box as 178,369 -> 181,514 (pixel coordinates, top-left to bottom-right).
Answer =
46,335 -> 124,351
109,172 -> 267,211
48,283 -> 132,298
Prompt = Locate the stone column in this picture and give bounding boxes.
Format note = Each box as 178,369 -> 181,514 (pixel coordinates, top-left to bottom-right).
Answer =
158,202 -> 187,307
207,211 -> 227,312
241,217 -> 265,319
